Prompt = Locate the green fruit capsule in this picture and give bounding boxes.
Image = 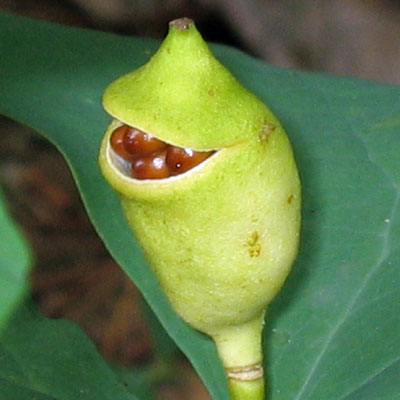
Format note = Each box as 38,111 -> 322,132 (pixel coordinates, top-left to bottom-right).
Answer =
99,17 -> 301,400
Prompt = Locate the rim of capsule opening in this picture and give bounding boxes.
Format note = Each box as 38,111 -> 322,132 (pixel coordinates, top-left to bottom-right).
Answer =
107,121 -> 220,182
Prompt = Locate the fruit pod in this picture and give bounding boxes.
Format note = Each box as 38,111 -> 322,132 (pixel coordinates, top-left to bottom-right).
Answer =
99,18 -> 301,400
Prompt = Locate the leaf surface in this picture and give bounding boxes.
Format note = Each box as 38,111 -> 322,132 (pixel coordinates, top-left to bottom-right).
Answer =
0,12 -> 399,400
0,300 -> 139,400
0,188 -> 31,331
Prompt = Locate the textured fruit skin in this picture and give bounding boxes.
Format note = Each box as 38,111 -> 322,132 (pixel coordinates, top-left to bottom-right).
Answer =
102,21 -> 269,150
101,120 -> 300,335
99,19 -> 301,392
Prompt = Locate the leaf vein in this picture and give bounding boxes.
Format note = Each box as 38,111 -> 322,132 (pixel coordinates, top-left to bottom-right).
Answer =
294,84 -> 400,400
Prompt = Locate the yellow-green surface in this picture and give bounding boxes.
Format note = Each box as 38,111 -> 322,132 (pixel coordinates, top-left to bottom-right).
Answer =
229,378 -> 265,400
100,19 -> 301,399
103,20 -> 266,150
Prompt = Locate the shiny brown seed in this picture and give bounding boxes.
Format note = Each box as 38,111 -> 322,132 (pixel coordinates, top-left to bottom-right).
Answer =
166,146 -> 214,174
131,150 -> 170,180
123,127 -> 167,155
110,125 -> 134,160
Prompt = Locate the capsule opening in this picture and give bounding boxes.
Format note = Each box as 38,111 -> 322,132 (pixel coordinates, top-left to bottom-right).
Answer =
107,121 -> 218,181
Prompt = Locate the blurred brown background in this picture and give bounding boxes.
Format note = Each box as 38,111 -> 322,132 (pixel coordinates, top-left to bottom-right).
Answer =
1,1 -> 399,399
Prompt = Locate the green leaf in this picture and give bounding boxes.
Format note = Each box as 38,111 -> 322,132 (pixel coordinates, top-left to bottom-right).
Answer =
262,75 -> 400,399
112,366 -> 156,400
0,186 -> 148,400
1,12 -> 399,400
0,187 -> 32,331
139,296 -> 178,361
0,12 -> 227,400
0,300 -> 139,400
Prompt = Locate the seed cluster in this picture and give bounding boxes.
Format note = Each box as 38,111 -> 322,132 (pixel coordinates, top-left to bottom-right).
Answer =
110,124 -> 214,180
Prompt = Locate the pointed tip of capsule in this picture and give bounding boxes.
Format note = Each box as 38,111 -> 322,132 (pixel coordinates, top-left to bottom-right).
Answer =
169,17 -> 195,31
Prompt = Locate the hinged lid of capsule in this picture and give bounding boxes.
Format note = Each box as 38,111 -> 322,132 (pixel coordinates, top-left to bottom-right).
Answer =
102,18 -> 269,150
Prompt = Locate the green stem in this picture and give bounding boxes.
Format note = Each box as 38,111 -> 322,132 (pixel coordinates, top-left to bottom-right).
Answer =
229,377 -> 265,400
210,312 -> 266,400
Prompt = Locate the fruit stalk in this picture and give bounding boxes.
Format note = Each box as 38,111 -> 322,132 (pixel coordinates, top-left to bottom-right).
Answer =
213,313 -> 265,399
